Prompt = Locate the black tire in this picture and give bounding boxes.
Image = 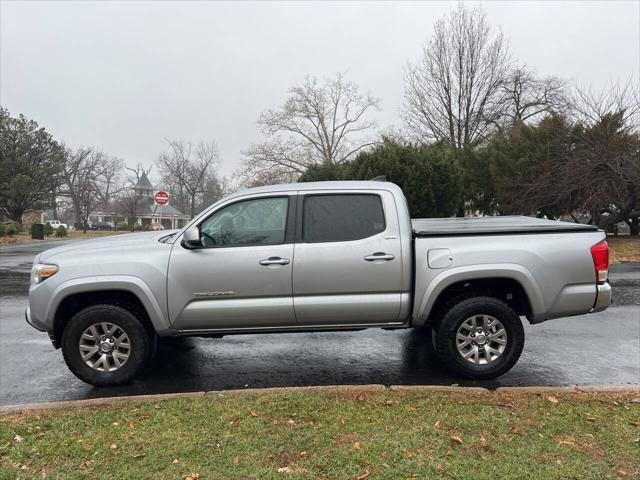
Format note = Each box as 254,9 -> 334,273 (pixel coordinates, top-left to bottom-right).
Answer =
61,304 -> 155,386
434,296 -> 524,379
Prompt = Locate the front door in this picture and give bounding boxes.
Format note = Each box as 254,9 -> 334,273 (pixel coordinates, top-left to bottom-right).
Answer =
292,191 -> 404,325
168,194 -> 295,330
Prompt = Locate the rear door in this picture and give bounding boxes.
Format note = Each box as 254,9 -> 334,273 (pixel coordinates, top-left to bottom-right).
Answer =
292,189 -> 404,325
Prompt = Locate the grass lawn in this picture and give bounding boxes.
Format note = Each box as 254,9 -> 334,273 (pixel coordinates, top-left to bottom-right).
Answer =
1,389 -> 638,479
607,236 -> 640,263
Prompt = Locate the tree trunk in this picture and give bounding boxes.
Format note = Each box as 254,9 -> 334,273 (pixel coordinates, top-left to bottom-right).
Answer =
626,217 -> 639,236
9,207 -> 25,223
51,189 -> 58,219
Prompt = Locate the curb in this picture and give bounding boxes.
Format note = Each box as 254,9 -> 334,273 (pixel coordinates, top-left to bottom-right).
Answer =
1,384 -> 638,414
388,385 -> 489,394
495,385 -> 640,393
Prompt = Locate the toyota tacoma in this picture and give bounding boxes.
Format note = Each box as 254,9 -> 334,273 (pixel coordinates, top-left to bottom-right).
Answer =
27,180 -> 611,386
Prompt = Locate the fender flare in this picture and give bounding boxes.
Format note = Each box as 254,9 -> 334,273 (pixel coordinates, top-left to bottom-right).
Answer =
413,263 -> 546,326
46,275 -> 170,333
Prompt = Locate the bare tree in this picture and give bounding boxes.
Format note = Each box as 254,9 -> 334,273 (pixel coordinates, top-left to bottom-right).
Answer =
61,147 -> 107,231
124,162 -> 152,185
570,80 -> 640,234
115,191 -> 142,230
494,67 -> 568,127
95,156 -> 126,211
402,3 -> 510,149
157,139 -> 221,217
571,79 -> 640,130
242,73 -> 380,183
490,80 -> 640,235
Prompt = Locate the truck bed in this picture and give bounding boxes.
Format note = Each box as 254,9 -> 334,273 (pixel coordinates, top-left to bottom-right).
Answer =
411,215 -> 600,237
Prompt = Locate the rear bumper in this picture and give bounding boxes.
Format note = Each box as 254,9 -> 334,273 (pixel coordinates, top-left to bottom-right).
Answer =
591,282 -> 612,313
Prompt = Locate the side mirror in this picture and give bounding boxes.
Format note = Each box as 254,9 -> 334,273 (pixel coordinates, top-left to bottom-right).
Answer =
181,226 -> 202,249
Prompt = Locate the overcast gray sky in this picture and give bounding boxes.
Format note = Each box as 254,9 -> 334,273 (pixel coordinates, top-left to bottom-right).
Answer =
2,1 -> 638,179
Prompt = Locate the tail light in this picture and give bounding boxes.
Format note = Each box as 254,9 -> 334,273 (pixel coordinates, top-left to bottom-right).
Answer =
590,241 -> 609,284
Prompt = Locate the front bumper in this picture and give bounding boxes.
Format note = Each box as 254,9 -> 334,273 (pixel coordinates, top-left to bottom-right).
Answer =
26,307 -> 59,347
591,282 -> 612,313
25,307 -> 45,332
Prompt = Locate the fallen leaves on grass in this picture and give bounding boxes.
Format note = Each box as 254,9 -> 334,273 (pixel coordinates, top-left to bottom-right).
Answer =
450,435 -> 463,445
109,444 -> 118,450
546,396 -> 559,404
479,436 -> 495,453
13,435 -> 23,443
184,473 -> 200,479
250,411 -> 259,417
353,441 -> 361,450
356,471 -> 370,480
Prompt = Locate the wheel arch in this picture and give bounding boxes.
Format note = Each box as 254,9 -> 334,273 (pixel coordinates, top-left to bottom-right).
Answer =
413,264 -> 545,326
48,276 -> 170,348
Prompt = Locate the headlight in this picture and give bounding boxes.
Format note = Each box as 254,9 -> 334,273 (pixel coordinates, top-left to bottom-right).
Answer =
31,264 -> 58,284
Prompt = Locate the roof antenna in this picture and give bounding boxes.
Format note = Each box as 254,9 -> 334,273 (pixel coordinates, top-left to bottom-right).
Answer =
370,175 -> 387,182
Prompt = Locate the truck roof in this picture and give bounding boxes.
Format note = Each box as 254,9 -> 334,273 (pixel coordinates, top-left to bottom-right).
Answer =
412,216 -> 600,236
233,180 -> 404,196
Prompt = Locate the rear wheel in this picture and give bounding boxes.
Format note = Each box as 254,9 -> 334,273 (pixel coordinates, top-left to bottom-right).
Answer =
434,296 -> 524,379
61,304 -> 155,386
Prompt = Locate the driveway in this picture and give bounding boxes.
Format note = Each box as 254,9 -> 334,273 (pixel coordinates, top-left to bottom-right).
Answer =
1,240 -> 638,405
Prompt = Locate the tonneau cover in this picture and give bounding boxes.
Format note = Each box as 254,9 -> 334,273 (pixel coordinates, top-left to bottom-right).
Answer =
412,215 -> 599,237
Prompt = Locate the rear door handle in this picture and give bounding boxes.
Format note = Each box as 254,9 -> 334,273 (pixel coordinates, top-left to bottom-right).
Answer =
364,252 -> 395,262
259,257 -> 290,266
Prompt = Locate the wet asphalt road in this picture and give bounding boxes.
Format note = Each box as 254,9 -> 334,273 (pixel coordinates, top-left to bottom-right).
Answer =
1,240 -> 638,405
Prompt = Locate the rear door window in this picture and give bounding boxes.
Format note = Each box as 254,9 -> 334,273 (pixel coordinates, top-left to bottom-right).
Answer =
302,194 -> 385,243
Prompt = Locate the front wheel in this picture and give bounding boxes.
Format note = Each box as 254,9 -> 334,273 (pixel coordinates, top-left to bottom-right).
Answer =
434,296 -> 524,379
61,305 -> 155,386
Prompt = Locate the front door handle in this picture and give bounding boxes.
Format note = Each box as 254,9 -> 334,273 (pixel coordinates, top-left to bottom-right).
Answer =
259,257 -> 290,266
364,252 -> 395,262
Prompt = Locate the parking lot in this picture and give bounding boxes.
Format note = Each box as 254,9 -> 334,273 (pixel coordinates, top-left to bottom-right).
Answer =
1,240 -> 638,405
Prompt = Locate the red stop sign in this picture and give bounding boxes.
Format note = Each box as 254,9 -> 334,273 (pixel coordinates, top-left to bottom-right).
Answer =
154,191 -> 169,206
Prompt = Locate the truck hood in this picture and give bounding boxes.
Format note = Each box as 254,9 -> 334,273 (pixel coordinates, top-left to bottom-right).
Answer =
38,230 -> 178,262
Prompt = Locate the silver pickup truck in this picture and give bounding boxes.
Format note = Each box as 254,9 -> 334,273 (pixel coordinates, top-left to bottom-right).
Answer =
27,180 -> 611,386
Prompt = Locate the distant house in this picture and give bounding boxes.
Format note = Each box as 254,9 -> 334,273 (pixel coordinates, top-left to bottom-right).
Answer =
89,173 -> 191,230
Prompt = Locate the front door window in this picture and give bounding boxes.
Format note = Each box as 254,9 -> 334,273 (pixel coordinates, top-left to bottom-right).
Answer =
199,197 -> 289,248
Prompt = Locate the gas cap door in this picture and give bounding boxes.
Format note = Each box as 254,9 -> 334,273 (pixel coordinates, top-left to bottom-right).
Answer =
428,248 -> 453,269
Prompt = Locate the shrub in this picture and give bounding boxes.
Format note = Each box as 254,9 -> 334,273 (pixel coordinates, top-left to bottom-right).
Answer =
55,225 -> 68,237
116,221 -> 129,231
133,222 -> 142,231
0,223 -> 6,237
44,222 -> 54,236
5,223 -> 18,236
